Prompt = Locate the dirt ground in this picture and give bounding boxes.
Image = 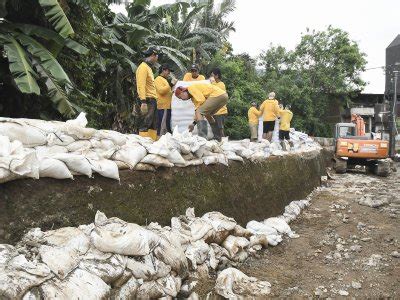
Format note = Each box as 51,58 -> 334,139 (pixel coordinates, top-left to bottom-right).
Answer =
202,164 -> 400,298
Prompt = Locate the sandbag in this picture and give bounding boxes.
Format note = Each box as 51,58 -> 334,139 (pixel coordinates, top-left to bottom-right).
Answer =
0,150 -> 39,179
90,211 -> 160,256
0,120 -> 47,147
222,235 -> 250,259
141,154 -> 174,168
47,132 -> 76,147
65,112 -> 88,128
51,153 -> 92,177
66,140 -> 92,152
35,145 -> 68,159
39,269 -> 110,300
214,268 -> 271,298
88,158 -> 120,180
39,158 -> 73,179
134,163 -> 156,172
113,144 -> 147,169
126,254 -> 170,281
94,130 -> 127,146
112,277 -> 141,299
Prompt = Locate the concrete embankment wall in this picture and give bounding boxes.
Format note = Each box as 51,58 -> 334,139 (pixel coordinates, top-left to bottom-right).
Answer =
0,150 -> 332,244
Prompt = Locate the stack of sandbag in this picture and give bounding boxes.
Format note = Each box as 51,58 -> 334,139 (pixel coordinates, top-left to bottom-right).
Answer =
0,115 -> 321,183
0,200 -> 313,299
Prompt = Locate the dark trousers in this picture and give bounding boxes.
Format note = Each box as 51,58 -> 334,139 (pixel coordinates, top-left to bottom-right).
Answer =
279,130 -> 290,140
138,98 -> 158,133
157,109 -> 172,135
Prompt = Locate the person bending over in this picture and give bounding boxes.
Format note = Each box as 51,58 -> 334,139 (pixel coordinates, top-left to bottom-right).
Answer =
175,83 -> 228,135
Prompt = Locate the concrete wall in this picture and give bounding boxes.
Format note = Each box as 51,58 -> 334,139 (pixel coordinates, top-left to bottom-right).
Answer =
0,150 -> 331,244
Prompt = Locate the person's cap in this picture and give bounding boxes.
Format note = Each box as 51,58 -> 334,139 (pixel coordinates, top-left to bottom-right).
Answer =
143,47 -> 159,57
190,64 -> 199,71
159,64 -> 174,73
268,92 -> 276,99
175,86 -> 188,97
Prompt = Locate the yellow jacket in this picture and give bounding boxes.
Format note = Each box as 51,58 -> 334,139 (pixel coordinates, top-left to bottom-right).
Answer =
136,62 -> 157,100
279,109 -> 293,131
248,107 -> 261,125
213,81 -> 228,115
187,83 -> 226,109
154,76 -> 172,109
260,99 -> 280,121
183,73 -> 206,81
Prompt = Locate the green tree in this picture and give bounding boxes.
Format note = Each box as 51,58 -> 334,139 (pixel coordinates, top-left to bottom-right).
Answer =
259,26 -> 367,137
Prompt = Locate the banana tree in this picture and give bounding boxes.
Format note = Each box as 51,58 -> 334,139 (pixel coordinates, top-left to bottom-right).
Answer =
0,0 -> 88,117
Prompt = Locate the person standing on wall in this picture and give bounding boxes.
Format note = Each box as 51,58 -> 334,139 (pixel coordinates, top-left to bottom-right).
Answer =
155,64 -> 177,136
174,83 -> 228,136
183,64 -> 206,81
210,68 -> 227,141
248,101 -> 262,142
135,47 -> 159,141
279,104 -> 293,147
260,92 -> 280,142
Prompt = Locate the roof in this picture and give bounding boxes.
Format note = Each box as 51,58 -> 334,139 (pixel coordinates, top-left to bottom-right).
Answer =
388,35 -> 400,48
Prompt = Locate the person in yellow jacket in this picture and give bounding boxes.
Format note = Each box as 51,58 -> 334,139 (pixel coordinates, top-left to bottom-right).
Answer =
259,92 -> 280,141
135,47 -> 158,141
183,64 -> 206,81
155,64 -> 177,136
174,83 -> 228,134
279,104 -> 293,141
248,101 -> 262,142
210,68 -> 227,141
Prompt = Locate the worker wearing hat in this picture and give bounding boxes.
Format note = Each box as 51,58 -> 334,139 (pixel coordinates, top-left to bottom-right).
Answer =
135,47 -> 159,140
183,64 -> 206,81
175,83 -> 228,134
259,92 -> 280,142
248,101 -> 262,142
210,68 -> 227,141
155,64 -> 177,136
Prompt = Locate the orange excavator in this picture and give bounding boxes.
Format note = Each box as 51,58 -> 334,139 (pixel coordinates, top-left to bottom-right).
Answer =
333,114 -> 391,176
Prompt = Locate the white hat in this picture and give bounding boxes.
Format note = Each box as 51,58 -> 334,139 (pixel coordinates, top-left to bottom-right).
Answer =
268,92 -> 275,99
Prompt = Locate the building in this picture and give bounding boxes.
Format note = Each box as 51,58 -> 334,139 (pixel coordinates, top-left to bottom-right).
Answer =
385,35 -> 400,98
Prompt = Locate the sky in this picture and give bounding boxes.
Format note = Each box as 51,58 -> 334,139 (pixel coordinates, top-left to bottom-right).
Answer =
110,0 -> 400,93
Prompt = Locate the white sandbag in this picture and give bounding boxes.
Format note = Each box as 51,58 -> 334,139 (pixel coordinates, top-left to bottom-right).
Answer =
153,237 -> 188,276
47,132 -> 76,147
0,254 -> 53,299
114,160 -> 130,170
113,277 -> 141,299
185,240 -> 211,269
90,139 -> 115,150
127,254 -> 170,281
185,158 -> 204,166
141,154 -> 174,168
203,155 -> 219,165
94,130 -> 128,146
0,120 -> 47,147
35,145 -> 68,159
249,234 -> 269,249
134,163 -> 156,172
214,268 -> 271,298
201,212 -> 237,244
39,245 -> 81,279
0,150 -> 39,179
167,148 -> 186,166
66,112 -> 88,128
0,135 -> 12,156
88,158 -> 120,180
246,220 -> 282,246
225,151 -> 244,162
0,167 -> 20,183
79,248 -> 126,284
63,124 -> 96,140
263,217 -> 298,238
113,144 -> 147,169
143,142 -> 170,158
39,269 -> 110,300
90,211 -> 160,256
51,153 -> 92,177
66,140 -> 92,152
39,158 -> 73,179
222,235 -> 250,259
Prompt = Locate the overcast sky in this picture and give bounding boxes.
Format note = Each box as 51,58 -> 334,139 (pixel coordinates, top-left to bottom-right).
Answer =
110,0 -> 400,93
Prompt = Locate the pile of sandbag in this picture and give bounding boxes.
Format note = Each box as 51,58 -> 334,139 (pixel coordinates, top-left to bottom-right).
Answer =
0,114 -> 321,183
0,196 -> 312,299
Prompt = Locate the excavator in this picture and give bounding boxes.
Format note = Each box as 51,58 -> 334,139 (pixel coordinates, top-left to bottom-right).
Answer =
333,114 -> 391,176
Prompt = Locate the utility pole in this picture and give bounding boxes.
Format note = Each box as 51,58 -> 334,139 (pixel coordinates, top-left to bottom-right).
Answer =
389,70 -> 398,157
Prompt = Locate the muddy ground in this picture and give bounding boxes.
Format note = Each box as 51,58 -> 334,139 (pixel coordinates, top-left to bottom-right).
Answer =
200,165 -> 400,298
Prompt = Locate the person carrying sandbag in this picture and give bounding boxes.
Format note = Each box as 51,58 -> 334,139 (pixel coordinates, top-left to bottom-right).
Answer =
260,92 -> 280,142
135,47 -> 159,141
175,83 -> 228,135
248,101 -> 261,142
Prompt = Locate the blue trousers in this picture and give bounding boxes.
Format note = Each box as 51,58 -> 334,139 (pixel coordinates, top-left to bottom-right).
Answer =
157,109 -> 172,135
